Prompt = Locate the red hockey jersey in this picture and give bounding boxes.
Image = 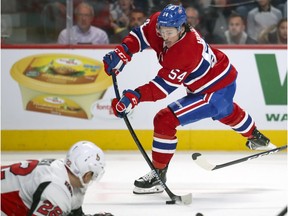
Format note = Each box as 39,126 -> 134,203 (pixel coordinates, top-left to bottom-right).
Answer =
122,12 -> 237,102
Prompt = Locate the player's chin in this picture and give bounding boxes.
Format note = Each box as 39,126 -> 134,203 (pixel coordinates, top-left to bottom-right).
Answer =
165,41 -> 173,48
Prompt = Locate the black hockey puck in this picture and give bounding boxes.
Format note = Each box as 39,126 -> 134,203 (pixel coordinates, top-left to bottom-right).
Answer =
196,213 -> 203,216
166,200 -> 176,204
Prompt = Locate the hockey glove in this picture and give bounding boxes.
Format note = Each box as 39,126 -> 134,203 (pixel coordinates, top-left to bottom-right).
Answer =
91,213 -> 114,216
103,44 -> 132,76
111,89 -> 140,117
68,207 -> 114,216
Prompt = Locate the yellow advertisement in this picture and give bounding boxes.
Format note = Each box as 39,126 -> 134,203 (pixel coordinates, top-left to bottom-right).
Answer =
10,53 -> 112,119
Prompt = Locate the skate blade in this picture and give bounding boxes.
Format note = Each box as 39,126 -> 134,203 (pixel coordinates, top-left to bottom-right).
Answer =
133,185 -> 164,194
255,143 -> 277,150
247,142 -> 277,151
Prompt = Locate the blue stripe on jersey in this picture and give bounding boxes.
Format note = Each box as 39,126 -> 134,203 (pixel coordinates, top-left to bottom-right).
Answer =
131,27 -> 149,51
184,58 -> 211,83
193,64 -> 232,94
152,76 -> 178,95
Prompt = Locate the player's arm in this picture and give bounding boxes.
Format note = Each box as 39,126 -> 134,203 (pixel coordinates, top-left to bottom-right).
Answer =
121,13 -> 156,54
136,74 -> 180,102
102,13 -> 158,76
111,69 -> 181,117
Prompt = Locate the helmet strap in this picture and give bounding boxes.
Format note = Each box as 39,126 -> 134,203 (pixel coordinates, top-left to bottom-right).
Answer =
78,174 -> 89,189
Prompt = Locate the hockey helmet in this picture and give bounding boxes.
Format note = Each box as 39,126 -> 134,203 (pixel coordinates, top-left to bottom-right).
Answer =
65,141 -> 105,185
157,4 -> 187,31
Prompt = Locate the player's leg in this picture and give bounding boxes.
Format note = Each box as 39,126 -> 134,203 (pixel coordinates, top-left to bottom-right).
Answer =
218,103 -> 276,150
133,107 -> 179,194
213,82 -> 276,150
134,92 -> 219,194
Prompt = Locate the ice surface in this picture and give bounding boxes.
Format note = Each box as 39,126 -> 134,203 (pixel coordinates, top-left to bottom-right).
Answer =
1,150 -> 287,216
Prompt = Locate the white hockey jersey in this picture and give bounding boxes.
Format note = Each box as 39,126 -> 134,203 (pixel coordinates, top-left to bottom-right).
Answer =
1,159 -> 86,216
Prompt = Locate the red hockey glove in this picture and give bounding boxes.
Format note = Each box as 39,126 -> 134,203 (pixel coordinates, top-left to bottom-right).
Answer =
103,44 -> 132,76
111,89 -> 140,117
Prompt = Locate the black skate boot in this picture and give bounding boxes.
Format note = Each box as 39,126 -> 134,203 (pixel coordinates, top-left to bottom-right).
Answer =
246,128 -> 276,150
133,166 -> 168,194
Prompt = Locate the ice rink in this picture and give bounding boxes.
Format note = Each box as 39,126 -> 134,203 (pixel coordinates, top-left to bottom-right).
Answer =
1,150 -> 287,216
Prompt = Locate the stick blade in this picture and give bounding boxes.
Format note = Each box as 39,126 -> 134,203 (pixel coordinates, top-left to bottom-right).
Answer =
172,193 -> 192,205
180,193 -> 192,205
192,153 -> 216,171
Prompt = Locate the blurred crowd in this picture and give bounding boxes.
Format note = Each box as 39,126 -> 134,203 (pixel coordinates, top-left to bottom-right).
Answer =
1,0 -> 287,45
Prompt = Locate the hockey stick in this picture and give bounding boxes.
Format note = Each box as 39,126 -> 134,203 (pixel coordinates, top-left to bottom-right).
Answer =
111,72 -> 192,205
192,145 -> 287,171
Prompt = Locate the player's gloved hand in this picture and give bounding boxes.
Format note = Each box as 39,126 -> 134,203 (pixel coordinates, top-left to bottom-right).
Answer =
68,207 -> 114,216
111,89 -> 140,117
103,44 -> 132,76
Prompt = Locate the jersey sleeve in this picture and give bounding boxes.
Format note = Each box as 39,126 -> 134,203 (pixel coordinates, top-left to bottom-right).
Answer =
136,68 -> 183,102
33,183 -> 71,216
122,12 -> 160,54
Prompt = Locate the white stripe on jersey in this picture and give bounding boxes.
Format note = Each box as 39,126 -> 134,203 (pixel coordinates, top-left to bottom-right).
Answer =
130,31 -> 141,53
151,80 -> 169,96
175,93 -> 213,118
151,77 -> 181,96
152,147 -> 176,154
232,111 -> 249,130
232,111 -> 255,134
140,25 -> 150,47
192,63 -> 231,94
154,136 -> 178,143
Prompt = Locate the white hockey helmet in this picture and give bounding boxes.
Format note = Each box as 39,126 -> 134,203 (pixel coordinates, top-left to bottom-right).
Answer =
65,141 -> 105,185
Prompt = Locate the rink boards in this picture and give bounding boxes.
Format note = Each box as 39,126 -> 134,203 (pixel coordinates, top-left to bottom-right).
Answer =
1,45 -> 287,151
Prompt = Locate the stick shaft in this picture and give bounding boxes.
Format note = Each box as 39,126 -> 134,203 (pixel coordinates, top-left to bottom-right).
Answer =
111,73 -> 179,200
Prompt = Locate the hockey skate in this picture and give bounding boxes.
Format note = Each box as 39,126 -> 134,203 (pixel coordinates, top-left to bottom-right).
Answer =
246,128 -> 276,150
133,166 -> 168,194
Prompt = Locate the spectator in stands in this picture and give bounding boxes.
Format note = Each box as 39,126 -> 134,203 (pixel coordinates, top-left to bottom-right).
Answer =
149,0 -> 182,15
200,0 -> 232,44
258,18 -> 287,44
283,1 -> 287,17
109,0 -> 135,33
232,0 -> 258,18
224,13 -> 257,44
185,6 -> 200,28
247,0 -> 282,42
41,0 -> 68,43
58,2 -> 109,44
88,0 -> 113,38
109,8 -> 146,43
185,6 -> 208,38
133,0 -> 150,16
271,0 -> 287,17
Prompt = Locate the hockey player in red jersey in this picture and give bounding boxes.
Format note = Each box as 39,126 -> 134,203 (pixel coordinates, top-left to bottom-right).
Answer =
1,141 -> 113,216
103,4 -> 276,194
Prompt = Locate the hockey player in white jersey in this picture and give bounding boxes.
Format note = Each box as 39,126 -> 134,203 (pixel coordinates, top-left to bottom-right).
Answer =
1,141 -> 113,216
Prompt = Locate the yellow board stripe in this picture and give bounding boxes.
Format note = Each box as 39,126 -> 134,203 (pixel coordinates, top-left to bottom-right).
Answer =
1,130 -> 286,151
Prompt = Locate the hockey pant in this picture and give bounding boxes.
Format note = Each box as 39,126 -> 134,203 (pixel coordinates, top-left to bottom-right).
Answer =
152,82 -> 255,168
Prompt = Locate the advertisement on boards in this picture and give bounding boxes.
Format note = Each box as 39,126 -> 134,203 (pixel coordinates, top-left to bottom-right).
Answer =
1,48 -> 287,131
